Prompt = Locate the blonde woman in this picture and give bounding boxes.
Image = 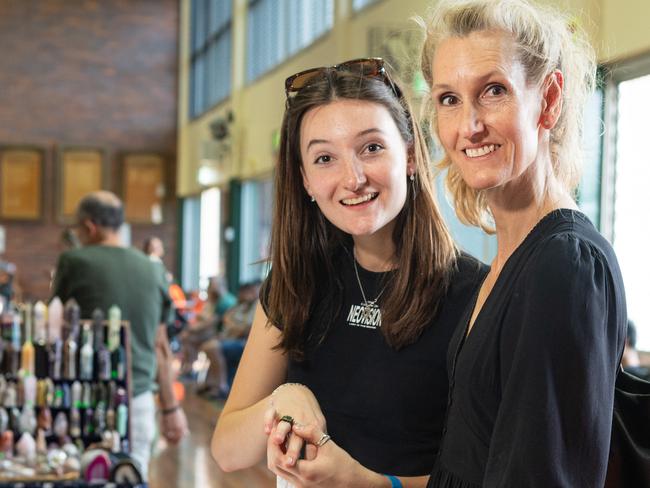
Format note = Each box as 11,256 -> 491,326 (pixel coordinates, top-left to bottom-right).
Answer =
419,0 -> 626,486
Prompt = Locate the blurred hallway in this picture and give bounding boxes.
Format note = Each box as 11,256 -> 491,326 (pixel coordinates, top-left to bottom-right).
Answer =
149,388 -> 275,488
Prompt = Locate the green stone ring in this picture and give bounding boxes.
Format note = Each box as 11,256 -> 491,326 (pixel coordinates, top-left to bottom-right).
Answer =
279,415 -> 294,425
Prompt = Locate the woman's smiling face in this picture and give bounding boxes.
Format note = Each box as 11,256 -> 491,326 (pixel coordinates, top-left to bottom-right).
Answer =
300,98 -> 412,240
430,30 -> 546,193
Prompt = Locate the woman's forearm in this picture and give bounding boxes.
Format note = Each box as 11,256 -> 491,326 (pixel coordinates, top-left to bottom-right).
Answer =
211,395 -> 272,471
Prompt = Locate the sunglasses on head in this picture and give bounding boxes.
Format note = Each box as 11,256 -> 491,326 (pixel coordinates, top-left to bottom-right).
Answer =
284,57 -> 402,100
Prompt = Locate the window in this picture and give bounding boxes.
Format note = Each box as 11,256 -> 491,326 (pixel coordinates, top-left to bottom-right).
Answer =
247,0 -> 334,82
602,59 -> 650,350
352,0 -> 380,11
180,190 -> 223,292
199,187 -> 222,286
190,0 -> 232,118
239,178 -> 273,283
578,86 -> 605,226
180,196 -> 201,291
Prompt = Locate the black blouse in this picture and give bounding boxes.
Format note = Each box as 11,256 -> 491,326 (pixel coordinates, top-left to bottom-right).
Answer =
428,209 -> 627,488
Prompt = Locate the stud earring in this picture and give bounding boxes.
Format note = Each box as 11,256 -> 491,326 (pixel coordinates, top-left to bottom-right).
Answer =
409,172 -> 416,201
310,195 -> 315,202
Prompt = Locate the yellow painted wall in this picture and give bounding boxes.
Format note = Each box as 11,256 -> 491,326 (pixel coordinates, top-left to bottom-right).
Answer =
176,0 -> 648,196
599,0 -> 650,62
177,0 -> 433,196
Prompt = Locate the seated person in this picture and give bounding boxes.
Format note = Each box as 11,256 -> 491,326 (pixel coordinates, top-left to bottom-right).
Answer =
213,277 -> 238,328
623,320 -> 650,381
198,281 -> 260,398
179,277 -> 236,376
0,258 -> 16,304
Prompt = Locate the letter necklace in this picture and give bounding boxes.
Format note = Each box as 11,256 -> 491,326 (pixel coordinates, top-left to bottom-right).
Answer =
352,257 -> 387,324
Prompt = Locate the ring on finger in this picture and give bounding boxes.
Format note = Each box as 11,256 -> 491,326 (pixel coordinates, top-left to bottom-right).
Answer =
279,415 -> 294,426
316,433 -> 331,447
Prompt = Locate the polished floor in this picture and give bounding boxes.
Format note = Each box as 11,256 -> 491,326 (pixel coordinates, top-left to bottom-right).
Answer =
148,388 -> 275,488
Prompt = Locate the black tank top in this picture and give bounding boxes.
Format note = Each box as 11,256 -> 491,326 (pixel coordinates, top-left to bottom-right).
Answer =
270,251 -> 487,476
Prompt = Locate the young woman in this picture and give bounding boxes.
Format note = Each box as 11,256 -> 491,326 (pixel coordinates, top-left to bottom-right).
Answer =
419,0 -> 627,486
210,59 -> 487,487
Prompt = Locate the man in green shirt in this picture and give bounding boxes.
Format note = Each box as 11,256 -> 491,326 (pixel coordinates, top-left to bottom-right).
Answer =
52,191 -> 187,480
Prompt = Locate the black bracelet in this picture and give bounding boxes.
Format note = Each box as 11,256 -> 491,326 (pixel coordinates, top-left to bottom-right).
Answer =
161,404 -> 180,415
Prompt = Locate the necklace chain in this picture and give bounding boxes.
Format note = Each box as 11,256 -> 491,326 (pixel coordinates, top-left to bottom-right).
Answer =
352,256 -> 386,305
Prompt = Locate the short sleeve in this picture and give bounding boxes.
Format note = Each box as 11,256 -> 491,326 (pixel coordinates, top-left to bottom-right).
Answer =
259,273 -> 274,325
51,253 -> 71,301
483,234 -> 626,487
159,275 -> 172,325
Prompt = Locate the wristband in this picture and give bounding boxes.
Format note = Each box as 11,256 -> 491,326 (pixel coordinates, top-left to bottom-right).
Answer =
161,404 -> 180,415
384,474 -> 403,488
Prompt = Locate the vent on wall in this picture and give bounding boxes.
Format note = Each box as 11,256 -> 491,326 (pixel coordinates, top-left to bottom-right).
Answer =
198,111 -> 235,187
368,25 -> 424,89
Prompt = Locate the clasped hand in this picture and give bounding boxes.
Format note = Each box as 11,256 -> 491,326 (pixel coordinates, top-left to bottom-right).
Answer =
264,384 -> 362,487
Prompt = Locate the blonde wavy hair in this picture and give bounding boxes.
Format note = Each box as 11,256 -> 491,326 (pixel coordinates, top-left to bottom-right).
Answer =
418,0 -> 596,232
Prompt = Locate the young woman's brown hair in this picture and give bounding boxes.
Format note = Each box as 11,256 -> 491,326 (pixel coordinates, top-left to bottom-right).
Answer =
263,68 -> 457,359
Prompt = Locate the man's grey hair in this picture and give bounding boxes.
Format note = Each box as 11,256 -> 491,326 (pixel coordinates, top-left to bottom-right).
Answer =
76,191 -> 124,230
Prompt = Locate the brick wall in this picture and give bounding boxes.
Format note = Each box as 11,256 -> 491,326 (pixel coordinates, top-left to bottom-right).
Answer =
0,0 -> 179,301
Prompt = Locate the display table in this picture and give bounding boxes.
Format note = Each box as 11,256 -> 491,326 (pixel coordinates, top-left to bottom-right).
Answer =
1,304 -> 140,486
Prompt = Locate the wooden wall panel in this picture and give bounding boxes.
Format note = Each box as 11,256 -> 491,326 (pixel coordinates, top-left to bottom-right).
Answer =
0,0 -> 180,300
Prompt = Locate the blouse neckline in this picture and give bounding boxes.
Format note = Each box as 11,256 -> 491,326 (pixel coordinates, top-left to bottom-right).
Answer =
454,208 -> 589,358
